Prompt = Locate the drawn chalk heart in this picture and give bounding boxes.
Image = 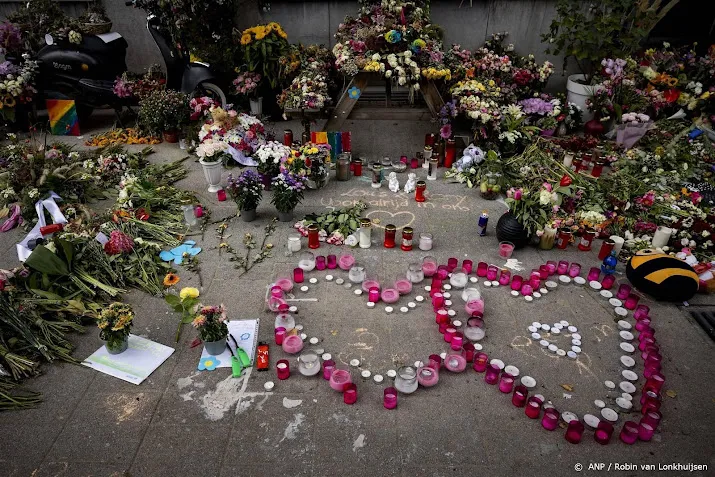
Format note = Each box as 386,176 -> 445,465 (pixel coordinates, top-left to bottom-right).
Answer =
365,210 -> 415,230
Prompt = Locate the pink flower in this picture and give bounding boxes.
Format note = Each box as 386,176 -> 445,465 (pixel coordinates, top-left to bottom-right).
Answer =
552,205 -> 560,213
514,189 -> 522,200
543,182 -> 553,192
536,230 -> 544,237
506,188 -> 514,198
440,124 -> 452,139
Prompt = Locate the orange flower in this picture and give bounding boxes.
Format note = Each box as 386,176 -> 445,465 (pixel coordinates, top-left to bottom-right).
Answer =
163,273 -> 180,287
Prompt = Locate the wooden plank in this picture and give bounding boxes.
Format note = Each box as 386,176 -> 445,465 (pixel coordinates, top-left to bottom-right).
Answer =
420,80 -> 445,117
323,73 -> 370,131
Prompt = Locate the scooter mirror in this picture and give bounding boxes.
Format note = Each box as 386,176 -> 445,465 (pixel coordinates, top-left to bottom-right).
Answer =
45,34 -> 54,46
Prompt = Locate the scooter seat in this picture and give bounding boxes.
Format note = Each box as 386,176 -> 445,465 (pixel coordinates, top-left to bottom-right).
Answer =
79,78 -> 115,93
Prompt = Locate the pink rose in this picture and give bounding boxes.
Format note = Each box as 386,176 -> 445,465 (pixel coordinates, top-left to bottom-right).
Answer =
543,182 -> 553,192
514,189 -> 522,200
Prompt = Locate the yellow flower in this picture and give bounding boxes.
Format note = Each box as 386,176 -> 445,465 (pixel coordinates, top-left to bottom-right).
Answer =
255,31 -> 266,40
701,91 -> 711,100
309,147 -> 318,154
180,287 -> 200,300
241,34 -> 252,45
219,242 -> 228,248
163,273 -> 180,287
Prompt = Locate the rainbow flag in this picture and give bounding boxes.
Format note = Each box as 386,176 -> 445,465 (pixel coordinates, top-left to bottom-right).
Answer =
46,99 -> 80,136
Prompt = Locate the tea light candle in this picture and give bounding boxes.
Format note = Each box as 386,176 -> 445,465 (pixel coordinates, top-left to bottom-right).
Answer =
309,278 -> 318,284
325,275 -> 334,281
373,374 -> 384,383
335,278 -> 344,285
264,381 -> 275,391
385,306 -> 394,314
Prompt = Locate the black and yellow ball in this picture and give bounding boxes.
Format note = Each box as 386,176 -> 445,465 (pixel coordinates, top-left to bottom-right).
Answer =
626,249 -> 699,302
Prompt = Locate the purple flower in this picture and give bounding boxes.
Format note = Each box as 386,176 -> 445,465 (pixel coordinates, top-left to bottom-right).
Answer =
518,98 -> 553,115
440,124 -> 452,139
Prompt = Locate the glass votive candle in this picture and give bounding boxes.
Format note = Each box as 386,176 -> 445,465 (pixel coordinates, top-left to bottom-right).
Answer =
465,299 -> 484,316
484,363 -> 500,385
486,265 -> 499,281
568,262 -> 581,278
473,352 -> 489,372
594,421 -> 614,445
617,283 -> 632,300
520,284 -> 533,297
270,285 -> 283,299
449,268 -> 468,289
463,343 -> 475,362
542,408 -> 560,431
394,278 -> 413,295
634,305 -> 650,321
525,396 -> 542,419
511,275 -> 524,291
394,366 -> 419,394
619,421 -> 640,444
422,256 -> 438,277
368,287 -> 380,303
624,293 -> 640,310
435,308 -> 449,325
343,383 -> 358,405
601,274 -> 616,290
362,275 -> 381,293
476,262 -> 488,277
407,262 -> 424,283
635,318 -> 652,332
322,359 -> 335,380
428,354 -> 442,370
437,266 -> 450,280
447,257 -> 458,272
498,373 -> 515,393
276,359 -> 290,380
538,265 -> 549,280
464,318 -> 485,341
462,260 -> 473,274
565,420 -> 585,444
327,254 -> 337,269
546,260 -> 557,275
293,268 -> 305,284
557,260 -> 569,275
587,267 -> 600,282
315,255 -> 327,271
381,288 -> 399,304
445,348 -> 467,372
274,327 -> 286,345
417,366 -> 439,387
329,369 -> 352,392
499,241 -> 514,258
298,252 -> 316,271
349,265 -> 366,283
338,254 -> 355,270
529,273 -> 540,290
450,332 -> 464,350
638,422 -> 655,441
499,269 -> 511,286
512,385 -> 528,407
444,327 -> 457,343
432,293 -> 445,309
642,411 -> 662,430
644,373 -> 665,394
384,387 -> 398,409
298,350 -> 321,376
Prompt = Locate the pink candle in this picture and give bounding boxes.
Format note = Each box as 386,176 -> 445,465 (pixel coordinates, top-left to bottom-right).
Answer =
462,260 -> 473,274
437,266 -> 449,280
329,369 -> 352,391
282,335 -> 304,354
617,284 -> 632,300
619,421 -> 639,444
276,360 -> 290,380
634,305 -> 650,321
487,265 -> 499,281
601,274 -> 616,289
432,293 -> 445,308
587,267 -> 600,282
465,299 -> 484,316
557,260 -> 569,275
511,275 -> 523,291
498,373 -> 515,393
624,293 -> 640,310
435,308 -> 449,324
476,262 -> 488,277
539,265 -> 550,280
512,385 -> 528,407
473,352 -> 488,372
444,352 -> 467,372
542,408 -> 560,431
381,288 -> 399,304
568,262 -> 581,278
428,354 -> 442,370
394,279 -> 413,295
368,287 -> 380,303
275,278 -> 293,292
447,257 -> 458,272
361,279 -> 381,292
293,268 -> 304,283
274,327 -> 286,345
520,284 -> 533,296
384,387 -> 398,409
422,260 -> 438,277
322,359 -> 335,380
417,366 -> 439,387
499,269 -> 511,286
444,327 -> 457,343
343,383 -> 357,405
546,260 -> 557,275
450,332 -> 464,350
338,254 -> 355,270
499,242 -> 514,258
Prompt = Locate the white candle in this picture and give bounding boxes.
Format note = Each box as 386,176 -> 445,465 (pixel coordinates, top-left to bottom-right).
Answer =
358,226 -> 371,249
651,226 -> 672,249
563,153 -> 574,167
610,235 -> 625,255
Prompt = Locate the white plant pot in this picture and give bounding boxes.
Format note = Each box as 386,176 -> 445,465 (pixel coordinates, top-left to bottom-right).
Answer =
249,97 -> 263,117
199,159 -> 224,193
566,74 -> 596,122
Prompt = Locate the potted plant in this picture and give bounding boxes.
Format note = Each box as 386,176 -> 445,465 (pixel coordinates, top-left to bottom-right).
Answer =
233,70 -> 263,116
138,90 -> 190,143
240,22 -> 289,112
192,304 -> 229,356
226,170 -> 264,222
292,143 -> 331,189
271,170 -> 307,222
97,302 -> 134,354
79,1 -> 112,35
255,140 -> 291,188
542,0 -> 678,119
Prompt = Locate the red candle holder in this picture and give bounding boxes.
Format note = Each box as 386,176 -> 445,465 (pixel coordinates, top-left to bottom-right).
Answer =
352,158 -> 362,176
642,411 -> 662,430
499,269 -> 511,286
601,274 -> 616,289
538,265 -> 549,280
635,318 -> 652,332
275,327 -> 286,345
638,422 -> 655,441
415,181 -> 426,202
624,293 -> 640,310
316,256 -> 326,270
487,265 -> 499,281
450,332 -> 464,350
308,224 -> 320,249
557,260 -> 569,275
438,322 -> 449,334
484,363 -> 500,385
293,268 -> 304,283
217,189 -> 227,202
644,373 -> 665,394
565,420 -> 585,444
463,343 -> 475,362
343,383 -> 358,405
410,157 -> 419,169
473,352 -> 489,372
634,305 -> 650,321
327,254 -> 337,269
462,260 -> 473,274
432,293 -> 445,309
401,227 -> 414,251
437,266 -> 450,280
498,373 -> 515,393
525,396 -> 542,418
542,408 -> 560,431
520,284 -> 533,297
477,262 -> 488,277
444,138 -> 456,169
435,308 -> 449,325
598,238 -> 615,260
591,161 -> 605,178
578,228 -> 596,251
639,336 -> 655,352
447,257 -> 458,272
617,284 -> 632,300
276,359 -> 290,380
594,421 -> 614,445
556,229 -> 572,249
428,354 -> 442,370
323,359 -> 335,380
512,385 -> 528,407
511,275 -> 524,291
619,421 -> 640,444
384,225 -> 396,248
587,267 -> 600,282
444,327 -> 457,343
384,387 -> 398,409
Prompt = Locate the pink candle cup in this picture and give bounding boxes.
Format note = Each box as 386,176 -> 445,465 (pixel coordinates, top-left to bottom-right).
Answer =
316,256 -> 327,270
465,299 -> 484,316
463,343 -> 475,362
422,258 -> 438,277
395,279 -> 413,295
381,288 -> 400,304
546,260 -> 557,275
417,366 -> 439,387
338,254 -> 355,270
511,275 -> 524,291
329,369 -> 352,391
601,274 -> 616,289
444,351 -> 467,372
476,262 -> 488,277
568,263 -> 581,278
437,266 -> 450,280
368,287 -> 380,303
512,385 -> 528,407
450,332 -> 464,350
594,421 -> 614,445
362,279 -> 381,293
432,293 -> 445,309
642,411 -> 662,430
486,265 -> 499,281
462,259 -> 473,274
384,387 -> 398,409
435,308 -> 449,325
542,408 -> 560,431
498,373 -> 515,393
624,293 -> 640,310
499,269 -> 511,286
634,305 -> 650,321
447,257 -> 458,272
617,284 -> 632,300
473,352 -> 489,372
499,241 -> 514,258
638,422 -> 655,441
275,278 -> 294,292
428,354 -> 442,370
274,327 -> 286,345
525,396 -> 541,418
282,335 -> 304,354
619,421 -> 640,445
444,327 -> 457,343
322,359 -> 336,380
293,268 -> 304,283
539,265 -> 550,280
276,360 -> 290,380
557,260 -> 569,275
484,363 -> 500,384
343,383 -> 358,404
565,420 -> 585,444
587,267 -> 600,282
327,254 -> 337,269
520,284 -> 533,297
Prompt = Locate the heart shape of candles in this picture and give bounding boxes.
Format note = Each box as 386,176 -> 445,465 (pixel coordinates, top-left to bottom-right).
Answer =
275,255 -> 659,446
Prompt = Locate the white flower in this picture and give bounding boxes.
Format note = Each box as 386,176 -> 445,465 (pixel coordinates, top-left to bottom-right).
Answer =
539,190 -> 551,205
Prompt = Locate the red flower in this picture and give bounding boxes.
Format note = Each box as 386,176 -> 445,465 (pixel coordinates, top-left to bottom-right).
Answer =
664,89 -> 680,103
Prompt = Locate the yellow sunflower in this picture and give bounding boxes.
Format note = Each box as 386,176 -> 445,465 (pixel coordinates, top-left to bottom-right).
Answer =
240,34 -> 252,45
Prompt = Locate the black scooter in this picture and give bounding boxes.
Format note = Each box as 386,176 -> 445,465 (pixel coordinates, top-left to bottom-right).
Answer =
36,0 -> 227,122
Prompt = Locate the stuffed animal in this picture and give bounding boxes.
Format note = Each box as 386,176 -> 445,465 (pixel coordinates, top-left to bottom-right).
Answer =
626,249 -> 699,302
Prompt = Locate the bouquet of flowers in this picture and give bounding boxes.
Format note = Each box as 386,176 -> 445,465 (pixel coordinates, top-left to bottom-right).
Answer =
255,141 -> 291,178
233,71 -> 262,97
197,106 -> 267,164
271,171 -> 307,213
226,170 -> 263,211
240,22 -> 289,88
192,304 -> 228,343
289,143 -> 331,188
97,302 -> 134,351
113,65 -> 166,100
0,55 -> 38,121
278,71 -> 330,111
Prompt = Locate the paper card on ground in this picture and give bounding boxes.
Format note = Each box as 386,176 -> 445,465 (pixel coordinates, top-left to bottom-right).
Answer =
82,334 -> 174,385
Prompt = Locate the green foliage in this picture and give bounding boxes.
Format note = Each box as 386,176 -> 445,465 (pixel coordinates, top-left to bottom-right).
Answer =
138,90 -> 191,134
302,201 -> 367,238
